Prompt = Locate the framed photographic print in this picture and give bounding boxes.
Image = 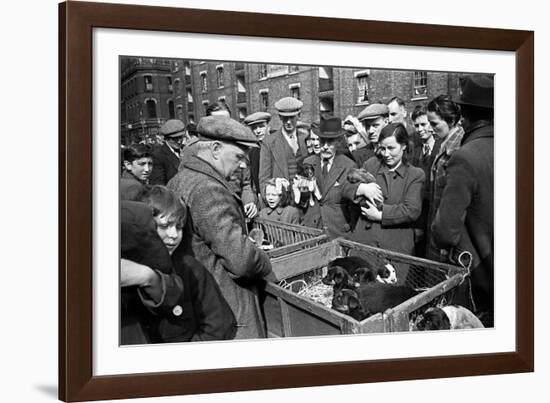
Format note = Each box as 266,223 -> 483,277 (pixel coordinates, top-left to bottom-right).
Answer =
59,1 -> 534,401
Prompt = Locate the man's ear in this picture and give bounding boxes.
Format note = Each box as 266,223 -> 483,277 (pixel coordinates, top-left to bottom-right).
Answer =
123,160 -> 132,171
210,141 -> 222,159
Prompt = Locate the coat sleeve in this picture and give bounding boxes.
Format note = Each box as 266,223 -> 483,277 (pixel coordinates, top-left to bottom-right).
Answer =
189,180 -> 273,280
258,142 -> 273,199
432,151 -> 475,248
381,169 -> 425,227
240,165 -> 257,206
149,150 -> 167,185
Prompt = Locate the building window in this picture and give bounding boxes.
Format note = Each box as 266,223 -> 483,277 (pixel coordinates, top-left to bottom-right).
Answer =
168,100 -> 175,119
167,76 -> 173,92
200,72 -> 208,92
146,99 -> 157,118
260,90 -> 269,112
413,71 -> 428,98
259,64 -> 268,79
188,114 -> 195,124
238,108 -> 247,121
202,100 -> 210,113
289,83 -> 301,100
184,62 -> 191,76
216,66 -> 224,88
187,89 -> 194,103
354,70 -> 370,104
174,78 -> 181,93
176,105 -> 183,120
144,75 -> 153,92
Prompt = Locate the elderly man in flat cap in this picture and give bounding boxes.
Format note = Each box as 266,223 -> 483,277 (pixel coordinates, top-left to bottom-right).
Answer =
167,116 -> 275,339
432,75 -> 494,326
149,119 -> 187,185
259,97 -> 308,200
300,117 -> 377,239
357,103 -> 390,161
244,111 -> 271,203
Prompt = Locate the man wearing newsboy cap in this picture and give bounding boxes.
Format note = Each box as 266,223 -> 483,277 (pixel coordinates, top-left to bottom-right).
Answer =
431,74 -> 495,326
259,97 -> 308,199
149,119 -> 187,185
244,111 -> 271,202
168,116 -> 276,339
357,103 -> 390,161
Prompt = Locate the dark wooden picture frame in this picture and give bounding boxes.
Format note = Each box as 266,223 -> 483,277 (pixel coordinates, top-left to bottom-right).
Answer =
59,1 -> 534,401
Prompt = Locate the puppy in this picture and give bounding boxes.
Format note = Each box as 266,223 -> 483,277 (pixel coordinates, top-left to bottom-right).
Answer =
322,265 -> 355,294
327,256 -> 373,276
414,305 -> 485,330
352,263 -> 397,286
331,289 -> 367,321
347,167 -> 383,229
293,163 -> 322,208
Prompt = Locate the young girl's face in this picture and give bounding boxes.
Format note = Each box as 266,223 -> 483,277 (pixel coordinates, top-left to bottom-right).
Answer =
153,214 -> 183,255
265,185 -> 282,209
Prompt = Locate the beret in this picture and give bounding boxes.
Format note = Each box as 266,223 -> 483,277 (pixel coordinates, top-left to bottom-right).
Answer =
244,111 -> 271,125
197,116 -> 259,148
160,119 -> 186,138
317,117 -> 344,139
274,97 -> 303,116
357,103 -> 389,121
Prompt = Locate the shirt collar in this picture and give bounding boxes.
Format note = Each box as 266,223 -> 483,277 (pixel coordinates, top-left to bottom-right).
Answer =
379,160 -> 407,178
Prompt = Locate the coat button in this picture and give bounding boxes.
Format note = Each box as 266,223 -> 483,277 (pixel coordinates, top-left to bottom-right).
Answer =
172,305 -> 183,316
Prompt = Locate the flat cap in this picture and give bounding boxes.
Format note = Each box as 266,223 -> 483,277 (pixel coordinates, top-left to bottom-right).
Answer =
160,119 -> 186,138
274,97 -> 303,116
357,103 -> 389,121
197,116 -> 259,148
244,111 -> 271,126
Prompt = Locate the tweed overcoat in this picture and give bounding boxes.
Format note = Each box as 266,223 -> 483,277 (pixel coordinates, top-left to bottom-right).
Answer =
168,155 -> 273,339
300,154 -> 358,239
259,128 -> 308,199
432,123 -> 494,312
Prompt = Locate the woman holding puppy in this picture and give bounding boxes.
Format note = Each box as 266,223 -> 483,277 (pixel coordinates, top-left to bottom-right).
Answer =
348,123 -> 425,283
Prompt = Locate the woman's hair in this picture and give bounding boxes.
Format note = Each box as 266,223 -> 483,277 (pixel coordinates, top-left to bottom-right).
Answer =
378,123 -> 410,164
206,101 -> 231,117
137,185 -> 187,228
264,178 -> 291,208
122,143 -> 152,164
427,95 -> 461,127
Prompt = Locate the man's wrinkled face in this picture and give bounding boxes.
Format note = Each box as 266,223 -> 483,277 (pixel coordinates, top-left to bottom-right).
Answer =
320,137 -> 338,161
217,142 -> 249,179
362,117 -> 388,144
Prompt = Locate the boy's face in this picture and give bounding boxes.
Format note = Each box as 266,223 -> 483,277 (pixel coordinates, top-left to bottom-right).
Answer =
153,214 -> 183,255
124,157 -> 153,182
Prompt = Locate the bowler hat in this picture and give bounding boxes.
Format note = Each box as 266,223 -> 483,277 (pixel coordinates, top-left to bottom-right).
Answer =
197,116 -> 259,148
318,117 -> 344,139
244,111 -> 271,126
274,97 -> 303,116
455,75 -> 494,109
160,119 -> 186,138
357,103 -> 389,121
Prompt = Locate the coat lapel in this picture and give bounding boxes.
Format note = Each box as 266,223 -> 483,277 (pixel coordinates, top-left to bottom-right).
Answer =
271,131 -> 290,179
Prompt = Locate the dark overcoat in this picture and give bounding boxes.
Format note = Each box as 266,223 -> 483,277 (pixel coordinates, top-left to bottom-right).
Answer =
350,157 -> 425,256
432,123 -> 494,312
168,155 -> 274,339
149,143 -> 180,185
259,129 -> 308,198
300,154 -> 358,239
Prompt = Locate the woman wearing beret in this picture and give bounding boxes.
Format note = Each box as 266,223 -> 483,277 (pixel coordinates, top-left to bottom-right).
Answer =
348,123 -> 425,284
425,95 -> 464,262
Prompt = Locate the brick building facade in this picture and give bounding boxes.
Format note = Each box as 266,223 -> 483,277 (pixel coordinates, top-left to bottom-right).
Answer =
120,56 -> 465,144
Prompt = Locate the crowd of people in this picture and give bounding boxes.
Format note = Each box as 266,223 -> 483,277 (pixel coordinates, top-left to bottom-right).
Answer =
120,74 -> 494,344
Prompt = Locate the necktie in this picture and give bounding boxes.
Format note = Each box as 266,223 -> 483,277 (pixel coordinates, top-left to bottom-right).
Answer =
322,161 -> 329,178
289,133 -> 298,154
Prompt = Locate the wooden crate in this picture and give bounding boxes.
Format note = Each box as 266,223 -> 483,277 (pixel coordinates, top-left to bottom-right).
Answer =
263,238 -> 469,337
252,217 -> 329,259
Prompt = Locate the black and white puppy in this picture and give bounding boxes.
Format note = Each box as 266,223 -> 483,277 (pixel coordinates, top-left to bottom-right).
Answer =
414,306 -> 485,330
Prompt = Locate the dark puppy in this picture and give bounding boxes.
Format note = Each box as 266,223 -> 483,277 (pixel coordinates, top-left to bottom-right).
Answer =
327,256 -> 373,276
347,167 -> 383,229
414,306 -> 484,330
322,266 -> 355,294
331,289 -> 367,321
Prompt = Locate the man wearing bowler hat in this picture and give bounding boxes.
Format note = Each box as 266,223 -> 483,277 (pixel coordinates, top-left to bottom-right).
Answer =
300,117 -> 365,239
259,97 -> 308,199
150,119 -> 187,185
432,75 -> 495,326
357,103 -> 390,162
167,116 -> 276,339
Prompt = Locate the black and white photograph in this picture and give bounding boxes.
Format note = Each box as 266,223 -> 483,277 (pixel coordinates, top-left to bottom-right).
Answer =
119,57 -> 494,345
